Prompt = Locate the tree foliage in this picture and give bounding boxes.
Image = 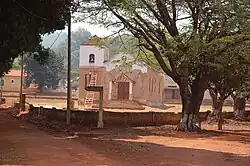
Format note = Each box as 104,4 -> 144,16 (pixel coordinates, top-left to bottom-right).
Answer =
231,65 -> 250,120
105,34 -> 163,70
208,42 -> 250,129
0,0 -> 76,76
209,42 -> 250,102
24,47 -> 65,91
78,0 -> 250,131
12,60 -> 21,70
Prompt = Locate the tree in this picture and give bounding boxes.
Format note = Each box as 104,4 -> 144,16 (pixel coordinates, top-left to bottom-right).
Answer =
208,43 -> 250,129
0,0 -> 76,76
24,47 -> 65,91
232,76 -> 250,121
12,60 -> 21,70
104,34 -> 162,72
104,34 -> 138,57
78,0 -> 250,131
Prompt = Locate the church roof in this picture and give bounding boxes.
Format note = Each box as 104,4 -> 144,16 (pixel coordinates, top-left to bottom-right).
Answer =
80,35 -> 107,47
81,35 -> 98,46
5,70 -> 27,77
113,73 -> 135,83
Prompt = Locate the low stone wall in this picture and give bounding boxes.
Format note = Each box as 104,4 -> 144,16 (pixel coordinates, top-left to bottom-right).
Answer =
29,107 -> 213,126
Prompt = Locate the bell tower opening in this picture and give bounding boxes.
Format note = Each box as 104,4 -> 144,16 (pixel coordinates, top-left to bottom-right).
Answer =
89,54 -> 95,63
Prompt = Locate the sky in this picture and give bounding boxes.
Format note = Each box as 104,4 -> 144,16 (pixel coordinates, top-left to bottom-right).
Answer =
43,13 -> 189,47
63,22 -> 115,37
42,22 -> 115,48
57,13 -> 189,37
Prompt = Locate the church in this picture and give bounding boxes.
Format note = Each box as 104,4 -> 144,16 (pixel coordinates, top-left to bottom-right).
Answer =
78,36 -> 165,109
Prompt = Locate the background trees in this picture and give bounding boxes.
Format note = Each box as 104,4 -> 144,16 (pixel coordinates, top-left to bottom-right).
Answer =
24,47 -> 65,91
232,76 -> 250,121
208,43 -> 250,129
78,0 -> 250,131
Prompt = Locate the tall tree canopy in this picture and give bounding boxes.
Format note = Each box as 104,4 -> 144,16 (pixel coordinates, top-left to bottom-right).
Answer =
78,0 -> 250,131
0,0 -> 76,76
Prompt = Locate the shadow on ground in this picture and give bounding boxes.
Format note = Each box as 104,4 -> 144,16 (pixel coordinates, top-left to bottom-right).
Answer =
75,136 -> 250,166
1,136 -> 249,166
22,108 -> 250,145
67,123 -> 250,145
1,109 -> 250,166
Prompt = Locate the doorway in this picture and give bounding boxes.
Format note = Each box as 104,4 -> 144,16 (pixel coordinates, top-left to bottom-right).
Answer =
117,82 -> 129,100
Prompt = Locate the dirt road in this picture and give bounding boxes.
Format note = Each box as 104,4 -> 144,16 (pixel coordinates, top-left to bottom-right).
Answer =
0,110 -> 120,166
0,110 -> 249,166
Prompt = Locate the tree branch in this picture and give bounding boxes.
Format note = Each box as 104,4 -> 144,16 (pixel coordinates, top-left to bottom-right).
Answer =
103,0 -> 173,77
172,0 -> 177,22
133,12 -> 162,44
155,0 -> 179,36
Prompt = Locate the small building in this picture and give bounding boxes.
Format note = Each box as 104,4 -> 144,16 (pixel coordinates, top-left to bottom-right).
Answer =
78,36 -> 165,109
163,74 -> 234,105
164,75 -> 181,101
1,70 -> 26,92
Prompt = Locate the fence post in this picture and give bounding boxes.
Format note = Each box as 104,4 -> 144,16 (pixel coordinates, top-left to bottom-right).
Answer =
38,106 -> 43,118
20,93 -> 26,111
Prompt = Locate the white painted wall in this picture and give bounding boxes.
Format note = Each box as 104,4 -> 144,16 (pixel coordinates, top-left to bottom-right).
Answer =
203,90 -> 211,99
132,64 -> 147,73
104,62 -> 147,72
79,46 -> 149,73
79,45 -> 105,67
164,75 -> 179,88
104,54 -> 148,72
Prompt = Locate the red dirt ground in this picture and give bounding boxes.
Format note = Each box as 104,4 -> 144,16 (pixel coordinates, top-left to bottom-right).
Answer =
0,109 -> 250,166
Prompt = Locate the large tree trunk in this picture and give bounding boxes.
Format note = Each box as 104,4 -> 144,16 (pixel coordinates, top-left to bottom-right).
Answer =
211,100 -> 224,130
214,100 -> 224,130
177,83 -> 205,132
209,89 -> 225,130
233,97 -> 246,121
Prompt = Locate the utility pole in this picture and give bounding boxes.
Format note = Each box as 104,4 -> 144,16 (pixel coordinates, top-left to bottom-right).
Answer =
66,12 -> 72,126
19,53 -> 24,110
0,77 -> 3,102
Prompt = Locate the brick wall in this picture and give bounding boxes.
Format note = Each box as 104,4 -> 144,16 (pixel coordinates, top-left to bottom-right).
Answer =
29,107 -> 214,126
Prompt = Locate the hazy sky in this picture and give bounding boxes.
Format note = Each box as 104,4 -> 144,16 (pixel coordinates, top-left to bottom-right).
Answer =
46,13 -> 189,43
64,22 -> 114,37
42,22 -> 114,47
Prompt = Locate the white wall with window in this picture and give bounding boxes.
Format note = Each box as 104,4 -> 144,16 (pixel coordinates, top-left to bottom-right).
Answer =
104,54 -> 148,72
79,45 -> 106,67
10,79 -> 15,84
